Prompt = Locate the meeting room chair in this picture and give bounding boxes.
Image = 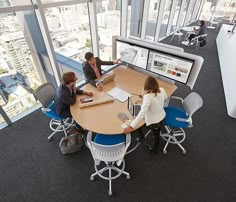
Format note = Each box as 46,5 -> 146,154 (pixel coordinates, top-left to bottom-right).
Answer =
170,28 -> 183,44
35,83 -> 73,141
191,34 -> 208,51
87,131 -> 131,196
160,92 -> 203,154
207,17 -> 223,31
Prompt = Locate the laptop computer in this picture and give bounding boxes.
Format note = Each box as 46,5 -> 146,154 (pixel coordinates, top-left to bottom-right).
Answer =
99,73 -> 116,85
127,96 -> 142,117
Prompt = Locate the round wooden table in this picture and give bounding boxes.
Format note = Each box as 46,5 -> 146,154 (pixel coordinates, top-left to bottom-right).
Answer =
70,66 -> 177,135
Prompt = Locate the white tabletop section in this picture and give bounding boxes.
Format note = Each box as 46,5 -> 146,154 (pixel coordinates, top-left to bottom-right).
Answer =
216,24 -> 236,118
181,26 -> 199,32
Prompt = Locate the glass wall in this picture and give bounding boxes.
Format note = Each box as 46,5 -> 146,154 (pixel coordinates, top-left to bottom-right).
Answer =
44,4 -> 92,63
127,2 -> 131,37
179,0 -> 190,27
185,0 -> 197,25
145,0 -> 160,40
200,0 -> 236,22
159,0 -> 173,39
96,0 -> 121,60
170,0 -> 183,32
0,12 -> 42,121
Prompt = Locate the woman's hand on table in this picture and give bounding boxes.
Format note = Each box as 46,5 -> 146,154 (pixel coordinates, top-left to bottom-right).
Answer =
123,125 -> 134,134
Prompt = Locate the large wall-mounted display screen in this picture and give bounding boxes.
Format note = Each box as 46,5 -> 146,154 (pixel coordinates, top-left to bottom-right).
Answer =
116,40 -> 149,69
147,50 -> 194,84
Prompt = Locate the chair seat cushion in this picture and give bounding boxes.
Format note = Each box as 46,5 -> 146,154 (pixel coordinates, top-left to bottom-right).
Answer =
94,134 -> 125,145
45,102 -> 64,121
164,107 -> 189,128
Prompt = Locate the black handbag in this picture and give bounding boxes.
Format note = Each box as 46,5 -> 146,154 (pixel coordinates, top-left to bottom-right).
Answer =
200,39 -> 207,47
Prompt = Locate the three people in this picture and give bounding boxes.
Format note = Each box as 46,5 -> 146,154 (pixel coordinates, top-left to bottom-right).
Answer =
124,76 -> 167,154
55,53 -> 167,155
54,72 -> 93,118
82,52 -> 120,91
188,20 -> 206,45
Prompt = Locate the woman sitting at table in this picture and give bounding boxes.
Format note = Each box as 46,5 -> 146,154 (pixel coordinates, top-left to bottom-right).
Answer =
123,76 -> 167,154
188,20 -> 206,45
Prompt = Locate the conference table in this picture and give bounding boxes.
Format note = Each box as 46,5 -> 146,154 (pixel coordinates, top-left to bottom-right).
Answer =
70,65 -> 177,135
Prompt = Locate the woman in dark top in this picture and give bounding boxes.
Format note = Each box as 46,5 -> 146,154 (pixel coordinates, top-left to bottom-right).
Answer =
188,20 -> 206,45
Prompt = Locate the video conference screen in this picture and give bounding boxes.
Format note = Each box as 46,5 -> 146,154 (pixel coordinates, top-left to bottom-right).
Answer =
116,40 -> 149,70
146,50 -> 194,84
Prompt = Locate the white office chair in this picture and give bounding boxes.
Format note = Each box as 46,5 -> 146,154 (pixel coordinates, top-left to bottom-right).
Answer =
207,17 -> 223,30
170,29 -> 184,44
161,92 -> 203,154
35,83 -> 74,141
87,131 -> 131,196
191,34 -> 208,51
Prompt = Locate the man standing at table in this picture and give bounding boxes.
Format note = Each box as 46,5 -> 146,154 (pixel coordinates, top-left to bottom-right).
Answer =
54,72 -> 93,118
82,52 -> 120,91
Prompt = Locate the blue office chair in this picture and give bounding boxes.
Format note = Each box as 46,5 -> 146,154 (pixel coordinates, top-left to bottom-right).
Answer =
87,132 -> 131,196
161,92 -> 203,154
35,83 -> 73,141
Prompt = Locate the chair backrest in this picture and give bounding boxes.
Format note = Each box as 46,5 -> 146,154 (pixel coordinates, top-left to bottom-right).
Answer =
87,131 -> 131,162
183,92 -> 203,117
90,142 -> 127,162
35,83 -> 56,108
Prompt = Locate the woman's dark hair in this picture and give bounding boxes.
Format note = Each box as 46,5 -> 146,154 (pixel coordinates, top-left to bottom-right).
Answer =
85,52 -> 94,61
144,76 -> 160,96
200,20 -> 205,27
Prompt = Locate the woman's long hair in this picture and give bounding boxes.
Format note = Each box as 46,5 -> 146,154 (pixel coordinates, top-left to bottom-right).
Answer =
144,76 -> 160,96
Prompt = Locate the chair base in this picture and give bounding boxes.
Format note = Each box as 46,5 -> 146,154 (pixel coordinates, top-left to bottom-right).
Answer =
90,160 -> 130,196
48,118 -> 74,141
160,126 -> 187,155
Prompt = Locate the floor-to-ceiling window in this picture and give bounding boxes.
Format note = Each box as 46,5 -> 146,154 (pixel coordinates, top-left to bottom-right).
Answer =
159,0 -> 173,39
170,0 -> 183,32
0,12 -> 43,124
179,0 -> 190,27
200,0 -> 236,22
184,0 -> 197,25
96,0 -> 121,61
44,4 -> 92,63
145,0 -> 160,41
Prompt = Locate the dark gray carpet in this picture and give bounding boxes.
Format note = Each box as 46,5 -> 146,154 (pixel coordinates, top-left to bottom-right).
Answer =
0,25 -> 236,201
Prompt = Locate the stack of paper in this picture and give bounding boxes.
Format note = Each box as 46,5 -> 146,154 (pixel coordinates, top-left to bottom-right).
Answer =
107,87 -> 130,102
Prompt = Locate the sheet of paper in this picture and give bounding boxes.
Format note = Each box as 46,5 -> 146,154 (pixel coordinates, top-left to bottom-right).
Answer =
107,87 -> 130,102
116,90 -> 130,102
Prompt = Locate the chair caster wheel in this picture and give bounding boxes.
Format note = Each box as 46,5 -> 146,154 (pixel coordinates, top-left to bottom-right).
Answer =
126,175 -> 131,180
108,190 -> 112,196
163,150 -> 167,155
48,137 -> 53,141
90,176 -> 94,181
182,150 -> 187,155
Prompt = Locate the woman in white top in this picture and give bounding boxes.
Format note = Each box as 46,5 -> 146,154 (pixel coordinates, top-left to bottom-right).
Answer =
124,76 -> 167,154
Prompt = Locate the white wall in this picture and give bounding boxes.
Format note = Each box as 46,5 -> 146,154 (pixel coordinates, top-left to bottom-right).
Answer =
216,24 -> 236,118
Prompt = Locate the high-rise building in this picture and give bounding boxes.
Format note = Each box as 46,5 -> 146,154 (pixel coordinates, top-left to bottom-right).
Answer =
0,32 -> 35,76
0,0 -> 10,7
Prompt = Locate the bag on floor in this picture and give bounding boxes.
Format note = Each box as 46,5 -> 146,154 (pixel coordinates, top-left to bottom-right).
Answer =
59,128 -> 84,155
200,39 -> 207,47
